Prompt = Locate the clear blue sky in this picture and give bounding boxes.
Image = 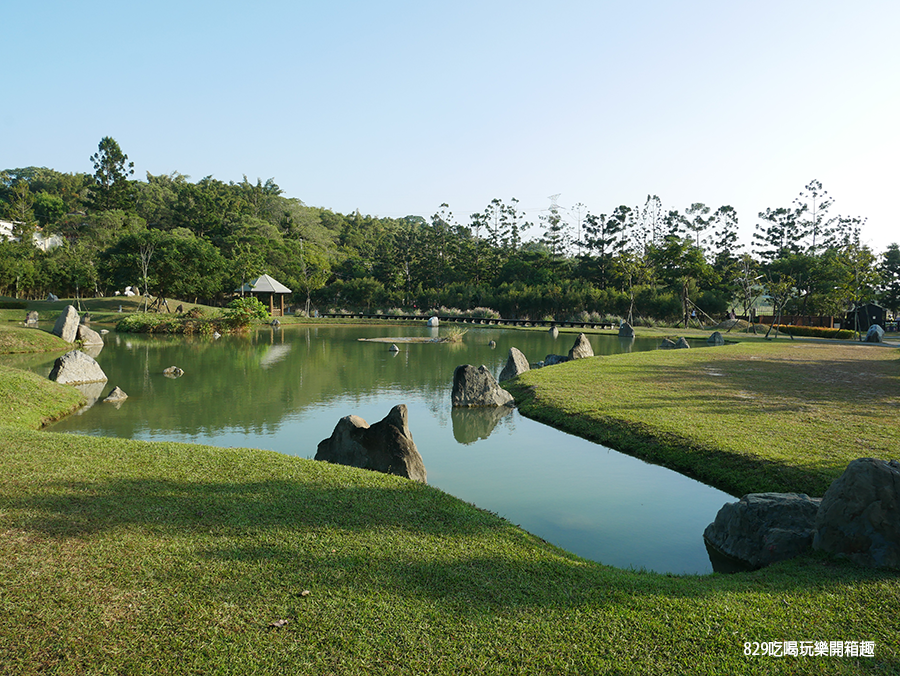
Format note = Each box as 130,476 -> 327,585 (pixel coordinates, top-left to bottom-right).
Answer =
4,1 -> 898,252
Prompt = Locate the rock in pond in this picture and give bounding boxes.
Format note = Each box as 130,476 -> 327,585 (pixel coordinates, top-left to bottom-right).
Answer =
426,316 -> 439,327
707,331 -> 725,346
77,324 -> 104,346
674,337 -> 691,349
703,492 -> 821,570
618,322 -> 634,338
549,326 -> 559,338
49,350 -> 108,385
813,457 -> 900,568
163,366 -> 184,378
52,305 -> 80,343
315,404 -> 426,483
498,347 -> 529,382
25,311 -> 39,328
451,364 -> 515,407
568,333 -> 594,360
103,386 -> 128,403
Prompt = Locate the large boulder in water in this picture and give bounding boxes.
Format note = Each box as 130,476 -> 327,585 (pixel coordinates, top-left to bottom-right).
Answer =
77,324 -> 104,346
48,350 -> 108,385
703,492 -> 821,569
618,322 -> 634,338
498,347 -> 530,382
315,404 -> 426,483
452,364 -> 514,407
426,316 -> 439,327
707,331 -> 725,346
813,458 -> 900,568
568,333 -> 594,360
51,305 -> 80,343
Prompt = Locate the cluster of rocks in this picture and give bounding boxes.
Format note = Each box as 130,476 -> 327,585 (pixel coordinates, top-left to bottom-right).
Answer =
704,458 -> 900,570
316,404 -> 426,482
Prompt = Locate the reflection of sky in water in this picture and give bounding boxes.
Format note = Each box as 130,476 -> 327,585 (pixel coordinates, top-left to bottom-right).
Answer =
24,326 -> 733,575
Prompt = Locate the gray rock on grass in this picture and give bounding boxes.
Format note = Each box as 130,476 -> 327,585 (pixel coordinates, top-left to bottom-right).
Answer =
315,404 -> 426,482
498,347 -> 530,382
813,457 -> 900,568
568,333 -> 594,360
51,305 -> 80,343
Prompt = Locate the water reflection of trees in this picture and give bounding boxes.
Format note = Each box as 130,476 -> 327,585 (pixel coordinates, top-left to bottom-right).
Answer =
48,326 -> 654,438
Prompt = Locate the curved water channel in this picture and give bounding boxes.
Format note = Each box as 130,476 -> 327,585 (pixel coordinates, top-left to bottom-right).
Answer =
17,324 -> 735,574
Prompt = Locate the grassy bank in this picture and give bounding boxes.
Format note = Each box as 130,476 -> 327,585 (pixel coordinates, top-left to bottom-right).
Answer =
505,340 -> 899,498
1,321 -> 898,673
2,427 -> 898,675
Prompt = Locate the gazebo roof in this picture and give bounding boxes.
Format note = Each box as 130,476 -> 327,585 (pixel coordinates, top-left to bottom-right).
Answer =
235,274 -> 292,294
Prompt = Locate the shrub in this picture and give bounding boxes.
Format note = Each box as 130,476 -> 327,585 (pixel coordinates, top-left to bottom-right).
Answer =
0,301 -> 27,310
771,325 -> 855,340
224,297 -> 270,329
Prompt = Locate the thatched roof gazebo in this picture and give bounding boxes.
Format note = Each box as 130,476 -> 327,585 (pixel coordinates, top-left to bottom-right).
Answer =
236,274 -> 292,317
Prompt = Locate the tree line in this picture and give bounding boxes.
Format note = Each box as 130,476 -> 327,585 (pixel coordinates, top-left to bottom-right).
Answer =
1,136 -> 898,324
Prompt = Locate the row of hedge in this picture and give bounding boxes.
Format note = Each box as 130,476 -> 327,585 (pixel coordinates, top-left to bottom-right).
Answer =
770,324 -> 856,339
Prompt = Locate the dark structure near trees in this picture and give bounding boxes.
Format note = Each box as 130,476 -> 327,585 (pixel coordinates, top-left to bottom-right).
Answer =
845,303 -> 885,333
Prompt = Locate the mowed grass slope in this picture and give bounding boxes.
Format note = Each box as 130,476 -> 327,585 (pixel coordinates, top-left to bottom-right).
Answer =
506,340 -> 900,497
1,325 -> 898,674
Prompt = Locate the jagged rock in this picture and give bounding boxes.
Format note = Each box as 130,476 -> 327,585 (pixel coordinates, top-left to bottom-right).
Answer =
25,311 -> 39,328
568,333 -> 594,360
707,331 -> 725,346
544,354 -> 569,366
499,347 -> 530,382
427,316 -> 439,327
163,366 -> 184,378
488,340 -> 496,348
618,322 -> 634,338
703,493 -> 822,569
270,319 -> 280,327
389,343 -> 400,352
100,329 -> 109,335
46,293 -> 58,302
77,324 -> 104,346
51,305 -> 80,343
675,337 -> 691,349
315,404 -> 426,482
452,364 -> 515,407
103,386 -> 128,403
813,458 -> 900,568
79,313 -> 91,325
865,325 -> 884,343
48,350 -> 108,385
549,326 -> 559,338
660,338 -> 676,349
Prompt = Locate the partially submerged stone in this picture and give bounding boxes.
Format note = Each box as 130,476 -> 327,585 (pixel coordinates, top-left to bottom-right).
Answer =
426,316 -> 439,327
703,492 -> 821,570
48,350 -> 108,385
163,366 -> 184,378
549,326 -> 559,338
618,322 -> 634,338
103,386 -> 128,403
315,404 -> 426,482
77,324 -> 104,346
51,305 -> 80,343
568,333 -> 594,360
707,331 -> 725,346
674,337 -> 691,349
498,347 -> 529,382
25,311 -> 39,328
452,364 -> 514,407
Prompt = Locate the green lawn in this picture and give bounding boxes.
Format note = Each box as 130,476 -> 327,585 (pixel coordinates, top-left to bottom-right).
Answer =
1,324 -> 898,674
505,339 -> 900,497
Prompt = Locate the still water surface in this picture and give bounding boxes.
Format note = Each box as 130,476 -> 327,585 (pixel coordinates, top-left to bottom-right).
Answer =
23,325 -> 733,574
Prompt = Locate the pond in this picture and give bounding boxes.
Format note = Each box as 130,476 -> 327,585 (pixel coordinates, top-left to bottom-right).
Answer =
17,324 -> 734,575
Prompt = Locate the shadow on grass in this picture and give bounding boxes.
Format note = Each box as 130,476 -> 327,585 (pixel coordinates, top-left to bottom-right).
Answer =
4,474 -> 898,612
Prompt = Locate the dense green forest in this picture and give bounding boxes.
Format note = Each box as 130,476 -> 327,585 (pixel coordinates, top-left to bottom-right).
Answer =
2,137 -> 899,323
